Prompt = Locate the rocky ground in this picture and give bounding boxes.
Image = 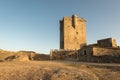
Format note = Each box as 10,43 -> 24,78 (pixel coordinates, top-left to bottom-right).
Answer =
0,61 -> 120,80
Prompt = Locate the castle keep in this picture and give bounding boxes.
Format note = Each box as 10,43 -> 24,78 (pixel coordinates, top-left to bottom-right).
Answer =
60,14 -> 86,50
50,14 -> 120,63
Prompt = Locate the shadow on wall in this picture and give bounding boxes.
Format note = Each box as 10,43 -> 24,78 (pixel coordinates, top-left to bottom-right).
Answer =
92,55 -> 120,63
80,43 -> 86,49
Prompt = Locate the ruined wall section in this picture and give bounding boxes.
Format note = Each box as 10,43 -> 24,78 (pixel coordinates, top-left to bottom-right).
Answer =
97,38 -> 117,48
93,47 -> 120,56
78,46 -> 93,61
111,38 -> 117,48
50,49 -> 77,60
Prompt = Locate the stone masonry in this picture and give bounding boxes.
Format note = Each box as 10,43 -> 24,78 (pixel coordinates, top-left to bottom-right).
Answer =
97,38 -> 117,48
59,14 -> 86,50
50,14 -> 120,63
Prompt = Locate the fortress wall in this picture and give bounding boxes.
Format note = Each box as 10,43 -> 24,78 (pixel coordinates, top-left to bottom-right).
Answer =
93,47 -> 120,56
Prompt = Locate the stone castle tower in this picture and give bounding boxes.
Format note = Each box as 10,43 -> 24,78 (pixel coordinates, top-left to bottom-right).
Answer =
60,14 -> 86,50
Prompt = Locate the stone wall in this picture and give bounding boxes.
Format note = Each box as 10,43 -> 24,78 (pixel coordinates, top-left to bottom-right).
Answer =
93,47 -> 120,56
78,46 -> 120,63
91,47 -> 120,63
60,14 -> 86,50
97,38 -> 117,48
78,46 -> 93,61
50,49 -> 77,60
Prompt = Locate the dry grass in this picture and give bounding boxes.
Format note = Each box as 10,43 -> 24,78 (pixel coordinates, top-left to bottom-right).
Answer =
0,61 -> 93,80
66,62 -> 120,80
0,61 -> 120,80
0,49 -> 15,60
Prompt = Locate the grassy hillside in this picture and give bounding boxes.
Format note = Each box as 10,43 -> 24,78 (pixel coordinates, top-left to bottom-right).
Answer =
0,49 -> 15,60
0,49 -> 49,61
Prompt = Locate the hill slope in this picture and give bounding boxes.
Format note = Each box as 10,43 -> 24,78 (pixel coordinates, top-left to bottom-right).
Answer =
0,49 -> 49,61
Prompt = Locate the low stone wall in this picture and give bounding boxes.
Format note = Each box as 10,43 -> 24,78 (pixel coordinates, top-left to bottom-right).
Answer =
50,49 -> 77,60
93,47 -> 120,56
91,47 -> 120,63
78,46 -> 120,63
91,56 -> 120,63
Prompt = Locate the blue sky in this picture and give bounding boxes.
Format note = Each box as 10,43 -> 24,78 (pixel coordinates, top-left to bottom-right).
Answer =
0,0 -> 120,54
